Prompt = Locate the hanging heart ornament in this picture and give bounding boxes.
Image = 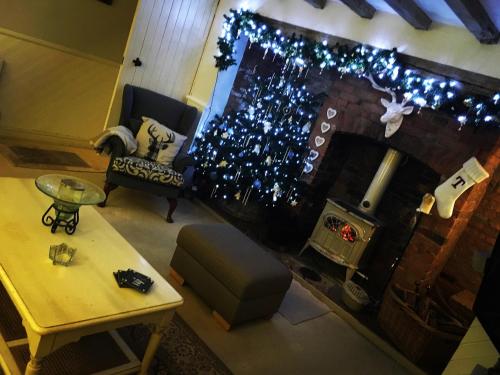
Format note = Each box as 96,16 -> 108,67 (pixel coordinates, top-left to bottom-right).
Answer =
303,162 -> 313,174
309,150 -> 319,161
327,108 -> 337,119
315,136 -> 325,147
321,122 -> 331,133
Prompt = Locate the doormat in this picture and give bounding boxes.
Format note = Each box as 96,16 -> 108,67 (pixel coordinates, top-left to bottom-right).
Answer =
0,145 -> 101,171
119,314 -> 234,375
279,280 -> 331,325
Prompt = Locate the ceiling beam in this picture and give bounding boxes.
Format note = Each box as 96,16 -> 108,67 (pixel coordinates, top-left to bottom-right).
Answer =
444,0 -> 499,44
304,0 -> 327,9
339,0 -> 376,19
383,0 -> 432,30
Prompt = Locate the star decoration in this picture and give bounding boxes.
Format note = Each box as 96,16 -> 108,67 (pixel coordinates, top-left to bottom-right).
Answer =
218,160 -> 228,168
290,199 -> 298,207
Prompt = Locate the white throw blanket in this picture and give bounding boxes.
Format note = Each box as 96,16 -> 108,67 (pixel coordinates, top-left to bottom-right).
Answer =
91,126 -> 138,155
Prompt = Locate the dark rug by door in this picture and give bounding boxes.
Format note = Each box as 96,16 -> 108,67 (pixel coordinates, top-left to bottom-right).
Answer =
0,145 -> 99,171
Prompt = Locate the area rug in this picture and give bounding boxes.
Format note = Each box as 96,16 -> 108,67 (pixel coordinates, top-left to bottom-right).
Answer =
0,145 -> 103,171
119,313 -> 233,375
279,280 -> 331,325
5,314 -> 232,374
1,281 -> 231,374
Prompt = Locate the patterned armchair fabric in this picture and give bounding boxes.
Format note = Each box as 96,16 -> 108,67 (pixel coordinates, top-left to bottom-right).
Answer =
111,157 -> 184,187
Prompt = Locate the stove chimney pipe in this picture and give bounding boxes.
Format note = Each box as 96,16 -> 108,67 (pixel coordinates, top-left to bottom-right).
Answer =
358,148 -> 403,215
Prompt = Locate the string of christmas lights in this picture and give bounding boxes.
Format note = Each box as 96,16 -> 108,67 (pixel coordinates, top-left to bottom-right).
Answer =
215,9 -> 500,129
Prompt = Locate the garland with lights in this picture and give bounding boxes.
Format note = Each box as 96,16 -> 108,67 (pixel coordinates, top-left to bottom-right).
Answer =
215,9 -> 500,129
193,71 -> 323,207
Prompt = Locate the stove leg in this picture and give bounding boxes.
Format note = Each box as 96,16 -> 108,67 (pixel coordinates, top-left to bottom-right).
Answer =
345,268 -> 355,281
298,241 -> 310,256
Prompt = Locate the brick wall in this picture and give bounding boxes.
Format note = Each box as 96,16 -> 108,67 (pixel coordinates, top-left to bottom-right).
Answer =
311,74 -> 498,178
439,145 -> 500,296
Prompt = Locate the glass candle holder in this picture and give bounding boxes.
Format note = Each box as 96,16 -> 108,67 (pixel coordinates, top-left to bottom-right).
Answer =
49,243 -> 77,266
58,178 -> 85,203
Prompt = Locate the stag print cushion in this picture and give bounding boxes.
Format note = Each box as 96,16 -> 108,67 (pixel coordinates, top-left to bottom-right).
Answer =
135,117 -> 187,167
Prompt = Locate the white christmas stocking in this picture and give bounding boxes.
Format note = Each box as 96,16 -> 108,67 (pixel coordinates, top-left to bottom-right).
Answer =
434,157 -> 489,219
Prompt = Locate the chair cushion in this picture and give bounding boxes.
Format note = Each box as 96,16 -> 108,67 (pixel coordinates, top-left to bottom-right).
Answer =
135,117 -> 187,167
111,156 -> 184,187
177,224 -> 292,299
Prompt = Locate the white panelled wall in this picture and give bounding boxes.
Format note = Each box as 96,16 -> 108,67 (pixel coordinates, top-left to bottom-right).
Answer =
0,32 -> 119,146
0,0 -> 137,146
106,0 -> 218,128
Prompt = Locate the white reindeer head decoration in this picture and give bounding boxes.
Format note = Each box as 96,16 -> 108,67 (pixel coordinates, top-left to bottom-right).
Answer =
366,74 -> 414,138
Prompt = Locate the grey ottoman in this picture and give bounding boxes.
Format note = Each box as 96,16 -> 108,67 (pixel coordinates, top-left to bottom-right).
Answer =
170,224 -> 292,330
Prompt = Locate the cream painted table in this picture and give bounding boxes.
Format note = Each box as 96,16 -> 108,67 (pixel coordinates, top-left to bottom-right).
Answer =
0,178 -> 183,375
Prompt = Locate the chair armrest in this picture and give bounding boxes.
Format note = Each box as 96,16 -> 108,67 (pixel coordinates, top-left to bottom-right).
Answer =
172,154 -> 195,173
103,135 -> 127,159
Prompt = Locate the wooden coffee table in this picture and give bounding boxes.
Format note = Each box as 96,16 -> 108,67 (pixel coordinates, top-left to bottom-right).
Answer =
0,178 -> 183,375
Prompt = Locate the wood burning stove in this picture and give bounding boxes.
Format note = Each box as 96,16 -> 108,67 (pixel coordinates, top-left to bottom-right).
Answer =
300,199 -> 379,280
301,148 -> 403,281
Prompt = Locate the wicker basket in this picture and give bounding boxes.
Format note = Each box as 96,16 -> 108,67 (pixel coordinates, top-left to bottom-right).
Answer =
378,287 -> 462,368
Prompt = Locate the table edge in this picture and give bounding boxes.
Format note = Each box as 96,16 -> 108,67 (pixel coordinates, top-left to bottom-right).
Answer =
0,264 -> 183,336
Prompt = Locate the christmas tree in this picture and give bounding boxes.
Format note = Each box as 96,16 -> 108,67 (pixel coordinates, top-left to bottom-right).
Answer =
193,70 -> 322,207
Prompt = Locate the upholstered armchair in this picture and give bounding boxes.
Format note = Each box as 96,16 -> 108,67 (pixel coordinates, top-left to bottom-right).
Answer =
98,84 -> 198,223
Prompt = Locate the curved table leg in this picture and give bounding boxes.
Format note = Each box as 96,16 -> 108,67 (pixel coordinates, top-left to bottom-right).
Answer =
23,330 -> 54,375
139,311 -> 174,375
25,356 -> 43,375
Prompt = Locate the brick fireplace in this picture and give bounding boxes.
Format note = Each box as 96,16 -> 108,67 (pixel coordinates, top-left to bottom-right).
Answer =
305,71 -> 499,295
223,35 -> 499,307
299,72 -> 499,370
